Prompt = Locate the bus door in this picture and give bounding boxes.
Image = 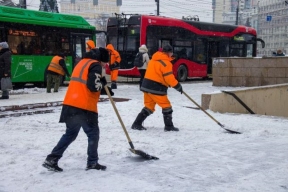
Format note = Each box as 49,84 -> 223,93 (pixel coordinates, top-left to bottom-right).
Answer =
70,33 -> 92,68
207,41 -> 219,75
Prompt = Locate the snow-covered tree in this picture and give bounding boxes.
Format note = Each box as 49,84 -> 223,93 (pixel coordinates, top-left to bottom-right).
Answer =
0,0 -> 20,7
39,0 -> 59,13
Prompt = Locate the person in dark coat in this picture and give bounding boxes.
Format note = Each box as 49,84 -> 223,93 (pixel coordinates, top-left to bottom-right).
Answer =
0,42 -> 12,99
42,47 -> 114,172
276,49 -> 285,56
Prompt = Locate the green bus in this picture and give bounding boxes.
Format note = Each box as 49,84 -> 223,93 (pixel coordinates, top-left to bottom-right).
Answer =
0,5 -> 96,88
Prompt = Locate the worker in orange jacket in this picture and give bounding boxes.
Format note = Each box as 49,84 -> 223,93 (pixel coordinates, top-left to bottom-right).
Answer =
106,44 -> 121,89
46,53 -> 70,93
86,40 -> 95,51
43,48 -> 113,172
131,44 -> 183,132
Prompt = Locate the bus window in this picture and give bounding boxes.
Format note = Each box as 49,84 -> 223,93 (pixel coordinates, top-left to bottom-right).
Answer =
246,44 -> 253,57
193,39 -> 206,64
230,44 -> 244,57
126,36 -> 138,51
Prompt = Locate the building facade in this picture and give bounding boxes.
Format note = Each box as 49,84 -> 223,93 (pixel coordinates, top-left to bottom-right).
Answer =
213,0 -> 288,56
60,0 -> 120,31
257,0 -> 288,56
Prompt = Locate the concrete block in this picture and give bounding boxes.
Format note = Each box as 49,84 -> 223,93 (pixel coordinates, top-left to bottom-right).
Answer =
250,68 -> 268,77
276,58 -> 288,67
232,68 -> 246,77
244,77 -> 262,87
201,94 -> 211,110
276,78 -> 288,84
212,58 -> 228,68
243,58 -> 260,68
229,58 -> 245,68
267,68 -> 286,77
229,77 -> 243,86
261,77 -> 276,85
260,59 -> 277,67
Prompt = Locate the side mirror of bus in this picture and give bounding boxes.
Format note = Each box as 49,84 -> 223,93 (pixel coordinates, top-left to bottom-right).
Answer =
256,38 -> 265,48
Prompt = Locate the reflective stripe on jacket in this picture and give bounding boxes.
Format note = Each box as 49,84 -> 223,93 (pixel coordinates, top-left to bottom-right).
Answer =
140,51 -> 179,95
63,58 -> 100,113
47,56 -> 65,76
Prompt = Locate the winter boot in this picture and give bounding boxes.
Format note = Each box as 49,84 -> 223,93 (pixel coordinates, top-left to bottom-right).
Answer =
163,113 -> 179,132
86,163 -> 107,171
42,157 -> 63,172
131,108 -> 151,130
111,81 -> 117,89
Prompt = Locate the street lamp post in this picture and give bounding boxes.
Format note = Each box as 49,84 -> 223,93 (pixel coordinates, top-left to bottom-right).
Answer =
155,0 -> 159,16
257,1 -> 260,32
235,0 -> 239,25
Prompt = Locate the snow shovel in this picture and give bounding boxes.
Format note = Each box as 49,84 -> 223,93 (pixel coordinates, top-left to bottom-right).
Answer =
104,85 -> 159,160
183,91 -> 241,134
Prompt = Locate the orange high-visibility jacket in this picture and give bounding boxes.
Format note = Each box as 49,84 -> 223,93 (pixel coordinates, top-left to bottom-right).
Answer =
106,44 -> 121,65
141,51 -> 179,95
63,59 -> 101,113
47,56 -> 65,76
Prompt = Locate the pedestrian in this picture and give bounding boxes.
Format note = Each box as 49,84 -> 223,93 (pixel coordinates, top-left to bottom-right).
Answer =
276,49 -> 285,56
42,47 -> 111,172
86,40 -> 95,52
131,44 -> 183,132
106,44 -> 121,89
137,44 -> 150,88
46,53 -> 70,93
0,42 -> 12,99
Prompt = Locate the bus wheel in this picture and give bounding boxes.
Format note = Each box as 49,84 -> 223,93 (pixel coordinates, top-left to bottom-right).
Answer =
177,65 -> 187,82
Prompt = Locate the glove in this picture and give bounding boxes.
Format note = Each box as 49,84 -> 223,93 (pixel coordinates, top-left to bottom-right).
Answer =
173,83 -> 183,94
109,64 -> 113,70
100,76 -> 107,86
115,62 -> 120,68
100,86 -> 114,96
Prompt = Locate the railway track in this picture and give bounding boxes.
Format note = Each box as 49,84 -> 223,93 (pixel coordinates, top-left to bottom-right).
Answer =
0,98 -> 130,118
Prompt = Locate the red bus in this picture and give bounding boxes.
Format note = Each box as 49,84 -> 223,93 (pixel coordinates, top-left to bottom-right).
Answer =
105,14 -> 265,81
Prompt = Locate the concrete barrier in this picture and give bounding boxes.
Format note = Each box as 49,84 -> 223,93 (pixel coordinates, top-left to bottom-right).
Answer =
212,57 -> 288,87
201,83 -> 288,118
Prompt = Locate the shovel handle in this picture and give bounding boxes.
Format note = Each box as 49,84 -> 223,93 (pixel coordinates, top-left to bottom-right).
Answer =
183,91 -> 220,124
104,86 -> 134,147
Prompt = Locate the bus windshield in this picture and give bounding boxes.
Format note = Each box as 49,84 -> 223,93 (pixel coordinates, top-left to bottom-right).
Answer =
0,5 -> 96,88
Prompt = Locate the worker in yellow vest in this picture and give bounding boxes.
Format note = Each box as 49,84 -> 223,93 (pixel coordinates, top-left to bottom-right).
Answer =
46,53 -> 70,93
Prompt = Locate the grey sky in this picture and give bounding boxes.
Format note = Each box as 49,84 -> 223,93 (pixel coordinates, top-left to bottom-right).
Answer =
14,0 -> 213,22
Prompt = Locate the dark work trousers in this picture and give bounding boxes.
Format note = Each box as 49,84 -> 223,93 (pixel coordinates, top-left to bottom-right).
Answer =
46,73 -> 62,93
138,69 -> 146,88
47,113 -> 100,165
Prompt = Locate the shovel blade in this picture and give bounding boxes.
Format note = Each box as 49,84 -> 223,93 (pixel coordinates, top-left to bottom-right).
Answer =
129,149 -> 159,160
224,128 -> 241,134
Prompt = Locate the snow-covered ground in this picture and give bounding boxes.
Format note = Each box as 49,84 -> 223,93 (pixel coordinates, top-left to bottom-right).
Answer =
0,82 -> 287,192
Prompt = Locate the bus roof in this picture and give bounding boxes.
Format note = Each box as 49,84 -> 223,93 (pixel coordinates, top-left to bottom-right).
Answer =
0,5 -> 95,30
107,14 -> 256,36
